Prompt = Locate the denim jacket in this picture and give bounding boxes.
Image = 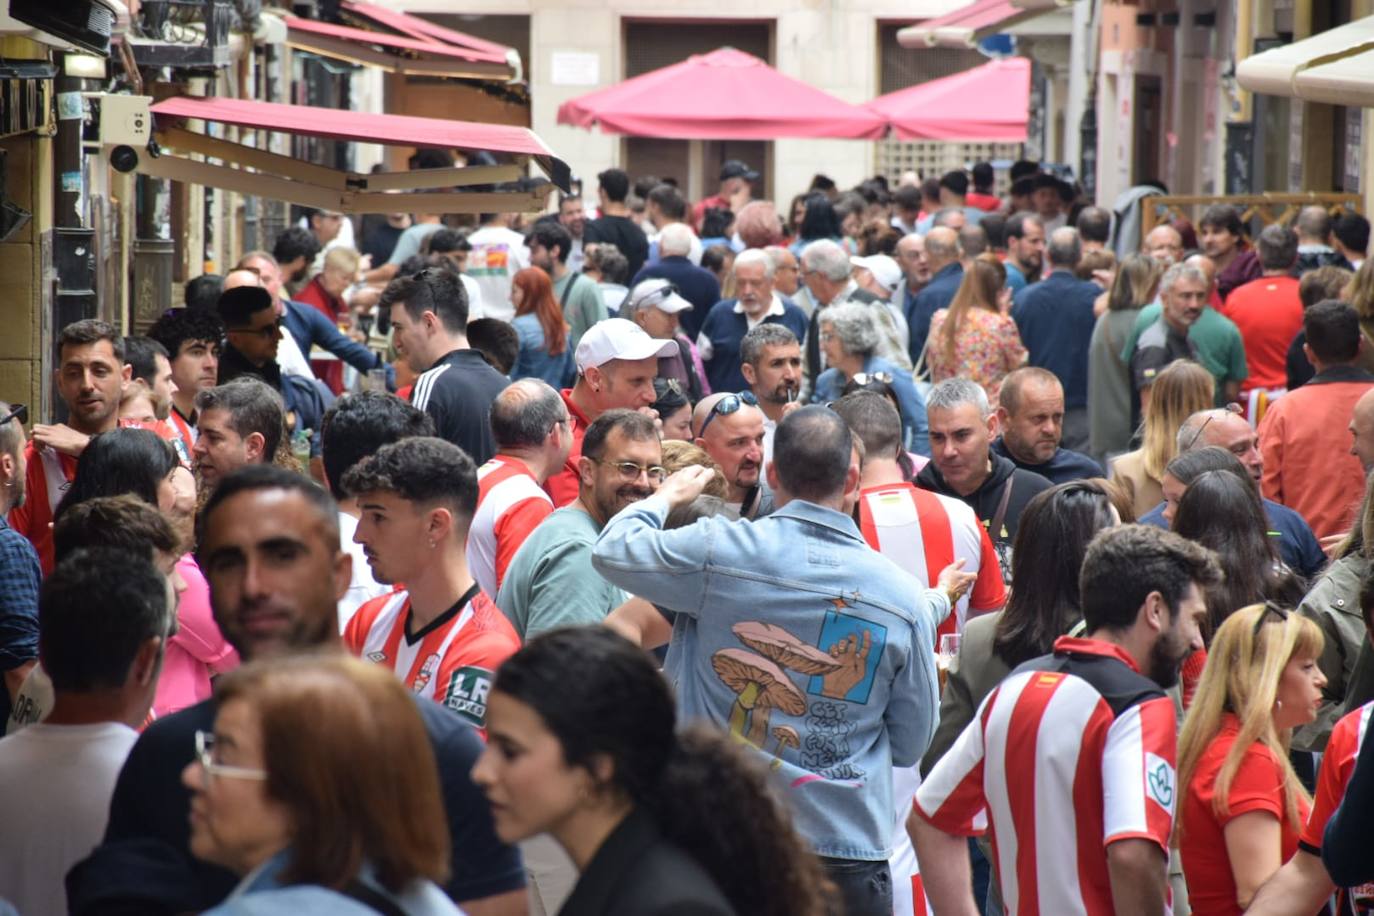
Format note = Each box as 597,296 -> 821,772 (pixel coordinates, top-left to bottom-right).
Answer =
592,494 -> 947,860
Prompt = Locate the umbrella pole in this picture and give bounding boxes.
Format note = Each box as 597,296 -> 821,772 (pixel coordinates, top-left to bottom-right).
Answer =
687,139 -> 704,203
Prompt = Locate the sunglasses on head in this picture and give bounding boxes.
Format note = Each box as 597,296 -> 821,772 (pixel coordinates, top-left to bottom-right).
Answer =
697,390 -> 758,437
0,404 -> 27,426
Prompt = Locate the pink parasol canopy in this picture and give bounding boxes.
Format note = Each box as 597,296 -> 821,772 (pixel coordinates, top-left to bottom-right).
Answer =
557,47 -> 887,140
866,57 -> 1031,142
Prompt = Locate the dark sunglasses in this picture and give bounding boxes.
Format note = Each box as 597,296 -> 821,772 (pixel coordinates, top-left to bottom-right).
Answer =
1184,402 -> 1243,451
1252,600 -> 1289,638
0,403 -> 27,425
697,390 -> 759,437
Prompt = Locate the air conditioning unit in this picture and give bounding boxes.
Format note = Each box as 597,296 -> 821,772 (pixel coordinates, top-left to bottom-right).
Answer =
0,0 -> 127,56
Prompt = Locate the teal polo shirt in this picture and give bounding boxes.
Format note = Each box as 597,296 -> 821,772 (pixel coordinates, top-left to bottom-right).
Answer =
1121,302 -> 1248,405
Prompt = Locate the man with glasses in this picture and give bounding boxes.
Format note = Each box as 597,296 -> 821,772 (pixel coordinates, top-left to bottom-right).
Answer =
544,318 -> 676,506
468,380 -> 570,599
0,546 -> 168,916
697,249 -> 808,394
498,409 -> 661,641
0,400 -> 39,727
343,437 -> 519,723
215,286 -> 327,458
693,390 -> 772,519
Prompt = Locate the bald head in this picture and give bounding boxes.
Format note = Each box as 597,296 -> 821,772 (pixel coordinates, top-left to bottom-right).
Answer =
1351,388 -> 1374,473
221,268 -> 262,291
1184,253 -> 1217,291
924,227 -> 961,272
692,393 -> 765,499
1143,225 -> 1185,266
1177,407 -> 1262,481
1046,227 -> 1082,269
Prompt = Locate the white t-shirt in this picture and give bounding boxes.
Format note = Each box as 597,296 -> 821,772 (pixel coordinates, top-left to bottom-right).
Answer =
6,663 -> 51,734
461,274 -> 486,321
338,511 -> 390,633
466,225 -> 529,323
0,721 -> 138,916
276,322 -> 314,379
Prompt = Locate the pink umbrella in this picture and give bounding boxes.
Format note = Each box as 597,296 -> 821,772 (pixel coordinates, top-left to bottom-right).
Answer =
867,58 -> 1031,142
557,47 -> 887,140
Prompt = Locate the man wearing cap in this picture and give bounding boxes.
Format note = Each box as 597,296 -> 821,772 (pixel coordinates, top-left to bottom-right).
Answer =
693,392 -> 773,519
630,222 -> 721,342
692,160 -> 757,232
697,250 -> 809,395
544,318 -> 677,507
621,278 -> 710,401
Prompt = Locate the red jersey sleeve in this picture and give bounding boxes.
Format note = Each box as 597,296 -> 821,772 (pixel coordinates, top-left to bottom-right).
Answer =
914,688 -> 996,837
1301,705 -> 1366,849
1102,695 -> 1178,852
342,594 -> 386,656
968,522 -> 1007,612
543,462 -> 581,508
492,496 -> 554,590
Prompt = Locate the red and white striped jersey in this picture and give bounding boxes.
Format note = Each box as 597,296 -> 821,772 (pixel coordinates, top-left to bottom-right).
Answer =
7,443 -> 77,574
468,456 -> 554,599
915,636 -> 1178,916
856,483 -> 1006,641
1300,701 -> 1374,915
343,584 -> 520,729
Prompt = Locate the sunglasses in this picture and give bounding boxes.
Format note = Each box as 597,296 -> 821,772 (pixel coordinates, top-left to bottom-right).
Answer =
697,390 -> 758,438
629,282 -> 682,311
1184,402 -> 1243,451
228,318 -> 284,341
0,404 -> 27,426
852,372 -> 894,387
1252,600 -> 1289,638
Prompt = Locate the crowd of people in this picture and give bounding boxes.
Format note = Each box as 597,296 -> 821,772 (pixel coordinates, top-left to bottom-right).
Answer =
6,152 -> 1374,916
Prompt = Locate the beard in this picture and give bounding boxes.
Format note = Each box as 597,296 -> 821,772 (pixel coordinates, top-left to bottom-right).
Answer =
595,482 -> 654,522
1146,627 -> 1191,689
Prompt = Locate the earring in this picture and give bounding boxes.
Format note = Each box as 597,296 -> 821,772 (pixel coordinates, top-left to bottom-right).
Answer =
427,539 -> 436,549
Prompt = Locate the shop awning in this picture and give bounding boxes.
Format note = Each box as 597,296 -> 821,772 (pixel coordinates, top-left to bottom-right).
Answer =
898,0 -> 1046,48
112,94 -> 569,214
557,47 -> 885,140
283,7 -> 518,81
1237,16 -> 1374,107
867,58 -> 1030,141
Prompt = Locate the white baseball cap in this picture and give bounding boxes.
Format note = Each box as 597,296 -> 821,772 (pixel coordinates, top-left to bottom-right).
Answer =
851,254 -> 903,294
575,318 -> 678,373
625,279 -> 694,315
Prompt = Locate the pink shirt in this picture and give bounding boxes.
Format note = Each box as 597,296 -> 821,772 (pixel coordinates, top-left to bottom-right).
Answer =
153,556 -> 238,718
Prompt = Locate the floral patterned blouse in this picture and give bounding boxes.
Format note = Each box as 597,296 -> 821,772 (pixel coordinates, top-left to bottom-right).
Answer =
925,307 -> 1027,403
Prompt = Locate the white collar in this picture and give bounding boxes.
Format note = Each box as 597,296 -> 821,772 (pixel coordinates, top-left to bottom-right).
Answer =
733,296 -> 786,319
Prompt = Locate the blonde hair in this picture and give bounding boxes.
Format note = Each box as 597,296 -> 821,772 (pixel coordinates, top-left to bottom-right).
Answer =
1178,604 -> 1322,835
940,258 -> 1005,365
1142,359 -> 1214,481
661,440 -> 728,499
323,246 -> 361,275
1343,260 -> 1374,353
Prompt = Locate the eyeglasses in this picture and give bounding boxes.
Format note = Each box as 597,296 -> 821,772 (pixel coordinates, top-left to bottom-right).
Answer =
0,404 -> 27,426
596,460 -> 668,484
1252,600 -> 1289,638
194,730 -> 268,785
1184,402 -> 1243,451
697,390 -> 759,438
229,319 -> 283,341
852,372 -> 894,387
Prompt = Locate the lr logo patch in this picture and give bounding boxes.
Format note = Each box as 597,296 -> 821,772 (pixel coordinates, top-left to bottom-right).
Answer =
444,666 -> 494,728
1145,752 -> 1175,811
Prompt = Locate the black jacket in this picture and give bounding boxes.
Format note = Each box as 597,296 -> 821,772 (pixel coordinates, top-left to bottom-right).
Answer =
558,809 -> 735,916
916,453 -> 1053,583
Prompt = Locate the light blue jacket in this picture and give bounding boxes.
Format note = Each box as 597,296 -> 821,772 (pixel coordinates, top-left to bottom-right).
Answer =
591,494 -> 946,860
814,355 -> 929,457
205,849 -> 462,915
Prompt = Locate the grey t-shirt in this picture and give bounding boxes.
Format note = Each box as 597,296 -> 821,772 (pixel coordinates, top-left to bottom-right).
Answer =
496,506 -> 627,639
385,222 -> 445,266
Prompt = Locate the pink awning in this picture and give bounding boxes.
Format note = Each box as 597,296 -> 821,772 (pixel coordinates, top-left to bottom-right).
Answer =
557,47 -> 886,140
150,95 -> 569,188
340,0 -> 513,61
866,58 -> 1031,142
898,0 -> 1043,49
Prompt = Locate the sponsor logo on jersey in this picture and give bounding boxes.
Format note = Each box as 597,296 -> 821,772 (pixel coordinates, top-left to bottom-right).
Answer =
444,665 -> 494,727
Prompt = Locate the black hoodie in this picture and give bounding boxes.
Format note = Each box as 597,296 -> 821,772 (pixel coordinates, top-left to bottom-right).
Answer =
916,452 -> 1053,582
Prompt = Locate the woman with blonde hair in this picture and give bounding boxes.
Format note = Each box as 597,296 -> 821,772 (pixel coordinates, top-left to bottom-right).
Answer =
925,257 -> 1026,402
1341,259 -> 1374,375
1088,253 -> 1162,462
186,654 -> 457,913
1177,604 -> 1326,915
1109,358 -> 1214,518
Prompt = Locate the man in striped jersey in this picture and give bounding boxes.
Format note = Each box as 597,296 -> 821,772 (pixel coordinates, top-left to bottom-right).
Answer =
1248,698 -> 1374,915
910,524 -> 1218,916
343,437 -> 519,727
468,379 -> 570,599
383,268 -> 510,465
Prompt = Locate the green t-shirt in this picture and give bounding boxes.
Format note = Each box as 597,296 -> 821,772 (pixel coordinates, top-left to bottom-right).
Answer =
553,272 -> 608,351
1121,302 -> 1248,405
495,506 -> 626,640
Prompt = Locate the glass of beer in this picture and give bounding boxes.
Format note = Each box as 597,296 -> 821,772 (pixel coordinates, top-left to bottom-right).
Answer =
936,633 -> 961,692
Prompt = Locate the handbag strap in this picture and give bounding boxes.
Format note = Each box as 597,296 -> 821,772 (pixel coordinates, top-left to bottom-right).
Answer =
989,475 -> 1015,543
339,879 -> 408,916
